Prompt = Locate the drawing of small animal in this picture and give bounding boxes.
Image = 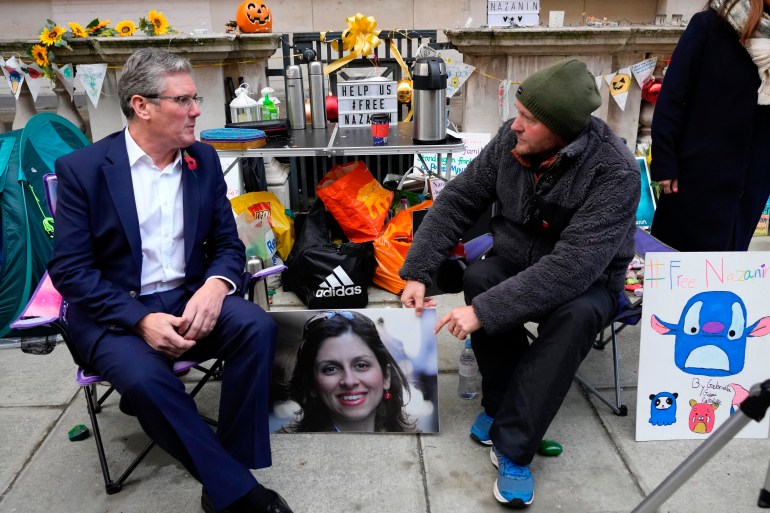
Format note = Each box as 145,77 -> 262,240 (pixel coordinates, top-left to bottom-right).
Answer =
688,400 -> 719,434
649,391 -> 678,426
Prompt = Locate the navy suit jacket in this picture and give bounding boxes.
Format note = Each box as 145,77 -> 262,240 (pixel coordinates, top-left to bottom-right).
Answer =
48,130 -> 246,365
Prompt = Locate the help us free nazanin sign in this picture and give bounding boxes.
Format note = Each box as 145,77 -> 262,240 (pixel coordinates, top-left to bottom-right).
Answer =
336,79 -> 398,127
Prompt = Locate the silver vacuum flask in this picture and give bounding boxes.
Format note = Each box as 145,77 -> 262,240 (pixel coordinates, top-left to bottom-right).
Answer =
285,65 -> 306,130
412,57 -> 448,144
308,61 -> 327,129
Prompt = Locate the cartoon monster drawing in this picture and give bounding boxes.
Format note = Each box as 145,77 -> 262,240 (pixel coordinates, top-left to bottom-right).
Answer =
688,400 -> 719,434
649,391 -> 678,426
651,291 -> 770,376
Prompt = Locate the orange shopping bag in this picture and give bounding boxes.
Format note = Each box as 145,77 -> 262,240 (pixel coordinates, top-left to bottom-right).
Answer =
316,161 -> 393,243
372,200 -> 432,294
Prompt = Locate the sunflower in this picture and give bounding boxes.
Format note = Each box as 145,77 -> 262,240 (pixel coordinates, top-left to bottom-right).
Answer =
115,20 -> 136,37
148,10 -> 169,35
68,22 -> 88,38
31,44 -> 50,67
39,25 -> 66,46
88,18 -> 111,32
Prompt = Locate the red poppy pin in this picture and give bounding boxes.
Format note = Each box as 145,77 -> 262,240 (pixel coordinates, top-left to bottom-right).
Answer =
183,150 -> 198,177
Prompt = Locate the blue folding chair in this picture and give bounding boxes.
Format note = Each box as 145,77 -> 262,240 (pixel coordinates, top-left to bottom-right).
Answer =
11,173 -> 285,494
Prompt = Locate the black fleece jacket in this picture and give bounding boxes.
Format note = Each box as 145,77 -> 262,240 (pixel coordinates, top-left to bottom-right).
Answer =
399,116 -> 640,335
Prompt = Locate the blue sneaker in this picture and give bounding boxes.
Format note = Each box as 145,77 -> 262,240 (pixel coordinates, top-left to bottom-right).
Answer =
490,446 -> 534,507
470,411 -> 494,445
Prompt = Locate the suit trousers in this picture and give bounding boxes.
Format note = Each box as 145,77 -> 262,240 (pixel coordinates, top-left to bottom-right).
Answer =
463,255 -> 616,465
88,286 -> 276,511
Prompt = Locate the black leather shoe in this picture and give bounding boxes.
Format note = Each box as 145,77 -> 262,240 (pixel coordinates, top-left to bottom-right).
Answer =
201,488 -> 293,513
201,489 -> 229,513
258,489 -> 293,513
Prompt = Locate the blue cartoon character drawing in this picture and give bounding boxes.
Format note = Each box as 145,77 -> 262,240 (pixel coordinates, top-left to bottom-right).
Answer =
649,391 -> 678,426
651,291 -> 770,377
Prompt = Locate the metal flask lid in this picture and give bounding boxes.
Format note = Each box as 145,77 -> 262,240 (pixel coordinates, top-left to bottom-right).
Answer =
413,57 -> 447,90
286,65 -> 302,79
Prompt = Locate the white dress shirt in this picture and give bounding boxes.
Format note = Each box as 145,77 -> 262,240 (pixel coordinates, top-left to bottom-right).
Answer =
125,129 -> 187,296
125,129 -> 237,297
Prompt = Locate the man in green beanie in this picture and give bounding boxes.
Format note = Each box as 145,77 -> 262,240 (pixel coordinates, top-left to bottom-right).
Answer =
399,59 -> 640,507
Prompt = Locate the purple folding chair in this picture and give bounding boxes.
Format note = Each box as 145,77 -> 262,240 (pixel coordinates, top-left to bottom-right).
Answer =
11,173 -> 285,494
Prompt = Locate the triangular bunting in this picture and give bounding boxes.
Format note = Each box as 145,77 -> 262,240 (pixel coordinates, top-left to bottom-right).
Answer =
631,58 -> 657,89
446,62 -> 475,98
53,63 -> 76,100
605,68 -> 631,111
76,63 -> 108,108
21,61 -> 46,102
1,56 -> 26,100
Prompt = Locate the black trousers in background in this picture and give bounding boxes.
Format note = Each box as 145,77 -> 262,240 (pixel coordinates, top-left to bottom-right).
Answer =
463,255 -> 616,466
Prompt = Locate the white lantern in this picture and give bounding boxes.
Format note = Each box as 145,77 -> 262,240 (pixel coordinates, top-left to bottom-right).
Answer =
229,83 -> 260,123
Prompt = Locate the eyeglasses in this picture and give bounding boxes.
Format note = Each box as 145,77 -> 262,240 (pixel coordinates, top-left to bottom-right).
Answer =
144,95 -> 204,108
303,311 -> 355,332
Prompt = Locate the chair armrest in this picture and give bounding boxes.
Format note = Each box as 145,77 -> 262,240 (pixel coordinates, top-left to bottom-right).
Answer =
250,264 -> 287,282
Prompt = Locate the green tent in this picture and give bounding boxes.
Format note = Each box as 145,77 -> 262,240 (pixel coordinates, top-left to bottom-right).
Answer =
0,113 -> 90,341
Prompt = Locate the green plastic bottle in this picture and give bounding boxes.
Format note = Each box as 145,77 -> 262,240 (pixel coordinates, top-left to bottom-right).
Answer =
262,93 -> 278,120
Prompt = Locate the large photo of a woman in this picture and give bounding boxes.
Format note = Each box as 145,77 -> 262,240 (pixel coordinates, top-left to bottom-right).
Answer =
268,308 -> 439,433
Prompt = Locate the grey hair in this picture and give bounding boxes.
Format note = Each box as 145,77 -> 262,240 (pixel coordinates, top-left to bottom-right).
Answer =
118,48 -> 192,120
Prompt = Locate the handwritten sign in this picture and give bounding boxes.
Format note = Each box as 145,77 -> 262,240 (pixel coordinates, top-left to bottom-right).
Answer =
336,79 -> 398,127
413,132 -> 491,178
635,251 -> 770,441
488,1 -> 540,27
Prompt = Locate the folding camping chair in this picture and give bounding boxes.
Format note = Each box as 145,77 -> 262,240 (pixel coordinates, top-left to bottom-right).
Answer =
11,173 -> 285,494
437,227 -> 675,416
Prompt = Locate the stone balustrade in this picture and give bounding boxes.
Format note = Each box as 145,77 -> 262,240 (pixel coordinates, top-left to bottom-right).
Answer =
444,26 -> 685,150
0,33 -> 280,141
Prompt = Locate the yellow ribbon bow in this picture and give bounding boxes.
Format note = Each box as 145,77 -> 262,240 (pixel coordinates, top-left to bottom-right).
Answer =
323,13 -> 381,75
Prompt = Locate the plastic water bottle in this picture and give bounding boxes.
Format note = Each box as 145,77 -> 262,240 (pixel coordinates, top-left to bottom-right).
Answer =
458,338 -> 480,399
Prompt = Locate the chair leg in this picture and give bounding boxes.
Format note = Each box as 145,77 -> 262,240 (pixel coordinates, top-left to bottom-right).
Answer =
82,385 -> 123,494
82,359 -> 223,494
575,323 -> 628,416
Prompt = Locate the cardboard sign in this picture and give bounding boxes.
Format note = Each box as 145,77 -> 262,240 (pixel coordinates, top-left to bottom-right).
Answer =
635,251 -> 770,441
488,1 -> 540,27
336,79 -> 398,127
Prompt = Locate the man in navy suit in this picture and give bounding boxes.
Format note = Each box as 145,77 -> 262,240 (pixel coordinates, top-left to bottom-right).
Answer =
48,48 -> 292,513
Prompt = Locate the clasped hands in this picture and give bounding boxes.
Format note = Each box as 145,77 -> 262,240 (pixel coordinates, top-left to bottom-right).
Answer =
135,279 -> 229,359
401,280 -> 480,340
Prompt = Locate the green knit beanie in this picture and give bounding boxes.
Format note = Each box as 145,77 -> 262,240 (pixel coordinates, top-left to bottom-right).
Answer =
516,59 -> 601,141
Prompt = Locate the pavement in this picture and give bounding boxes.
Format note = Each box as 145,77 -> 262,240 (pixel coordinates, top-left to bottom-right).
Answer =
1,237 -> 769,513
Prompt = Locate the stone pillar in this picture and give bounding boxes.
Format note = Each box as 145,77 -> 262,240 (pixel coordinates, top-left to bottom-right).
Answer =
12,81 -> 38,130
53,77 -> 86,133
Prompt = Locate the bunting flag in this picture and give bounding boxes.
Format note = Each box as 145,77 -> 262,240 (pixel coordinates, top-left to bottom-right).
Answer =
605,67 -> 632,111
76,63 -> 108,108
416,44 -> 475,99
1,56 -> 26,99
53,63 -> 76,100
631,58 -> 657,88
21,61 -> 46,102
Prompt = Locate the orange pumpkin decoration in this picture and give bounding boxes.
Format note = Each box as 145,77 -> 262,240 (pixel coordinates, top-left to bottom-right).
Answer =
236,1 -> 273,33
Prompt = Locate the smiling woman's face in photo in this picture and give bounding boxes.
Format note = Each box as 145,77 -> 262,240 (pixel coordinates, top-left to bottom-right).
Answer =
313,332 -> 391,432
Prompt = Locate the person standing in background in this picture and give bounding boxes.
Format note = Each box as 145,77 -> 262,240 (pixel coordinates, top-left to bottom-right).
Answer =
650,0 -> 770,251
